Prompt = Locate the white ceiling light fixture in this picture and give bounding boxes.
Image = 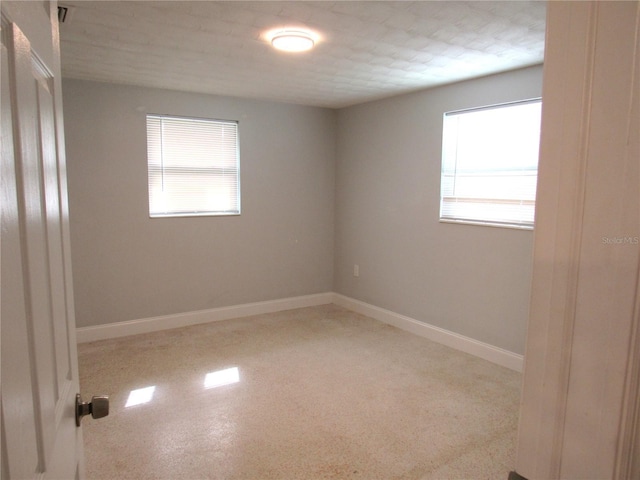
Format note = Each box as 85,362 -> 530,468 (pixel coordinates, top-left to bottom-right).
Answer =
270,30 -> 315,53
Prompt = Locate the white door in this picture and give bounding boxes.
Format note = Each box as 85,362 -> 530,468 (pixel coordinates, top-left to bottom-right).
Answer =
515,1 -> 640,478
2,2 -> 88,478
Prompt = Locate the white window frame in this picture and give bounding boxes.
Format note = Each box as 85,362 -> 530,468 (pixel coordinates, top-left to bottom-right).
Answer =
439,99 -> 542,230
146,114 -> 240,218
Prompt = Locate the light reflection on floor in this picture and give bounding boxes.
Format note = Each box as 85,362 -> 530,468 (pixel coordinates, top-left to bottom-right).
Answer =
204,366 -> 240,389
125,386 -> 156,407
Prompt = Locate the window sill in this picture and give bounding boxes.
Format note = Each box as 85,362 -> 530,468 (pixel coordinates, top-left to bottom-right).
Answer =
150,212 -> 241,219
439,218 -> 534,231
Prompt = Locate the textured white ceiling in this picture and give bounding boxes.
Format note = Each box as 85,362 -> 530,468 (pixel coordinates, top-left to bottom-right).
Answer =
59,1 -> 546,108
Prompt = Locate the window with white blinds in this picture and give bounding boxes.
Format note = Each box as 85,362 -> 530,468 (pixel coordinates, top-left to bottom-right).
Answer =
146,114 -> 240,217
440,99 -> 541,229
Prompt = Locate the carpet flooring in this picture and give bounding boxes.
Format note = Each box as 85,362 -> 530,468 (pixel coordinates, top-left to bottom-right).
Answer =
78,304 -> 521,479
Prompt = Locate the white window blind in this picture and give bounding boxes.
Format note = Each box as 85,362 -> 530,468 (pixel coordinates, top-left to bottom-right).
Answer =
147,114 -> 240,217
440,99 -> 541,229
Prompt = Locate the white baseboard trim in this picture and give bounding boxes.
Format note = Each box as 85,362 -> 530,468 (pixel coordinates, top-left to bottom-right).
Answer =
76,292 -> 334,344
332,294 -> 524,372
76,291 -> 523,372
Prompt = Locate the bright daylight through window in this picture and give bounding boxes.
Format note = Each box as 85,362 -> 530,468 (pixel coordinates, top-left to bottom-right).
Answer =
440,99 -> 542,229
147,114 -> 240,217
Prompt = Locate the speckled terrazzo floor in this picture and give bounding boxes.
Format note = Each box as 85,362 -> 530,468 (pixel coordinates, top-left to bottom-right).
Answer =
78,304 -> 521,480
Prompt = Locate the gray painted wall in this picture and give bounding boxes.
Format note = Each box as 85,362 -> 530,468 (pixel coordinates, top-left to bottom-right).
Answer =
64,66 -> 540,354
334,66 -> 542,355
64,80 -> 336,328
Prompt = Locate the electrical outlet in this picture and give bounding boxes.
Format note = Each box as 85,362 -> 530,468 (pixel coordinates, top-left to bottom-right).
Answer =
353,264 -> 359,277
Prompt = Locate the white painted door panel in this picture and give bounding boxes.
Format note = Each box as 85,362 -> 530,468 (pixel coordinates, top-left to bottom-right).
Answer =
1,2 -> 85,478
515,2 -> 640,478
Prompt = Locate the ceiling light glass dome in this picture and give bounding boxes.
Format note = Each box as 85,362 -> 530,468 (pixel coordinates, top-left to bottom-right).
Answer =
271,30 -> 315,52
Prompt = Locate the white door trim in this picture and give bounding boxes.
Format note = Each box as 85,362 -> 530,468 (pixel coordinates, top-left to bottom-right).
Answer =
515,2 -> 640,478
